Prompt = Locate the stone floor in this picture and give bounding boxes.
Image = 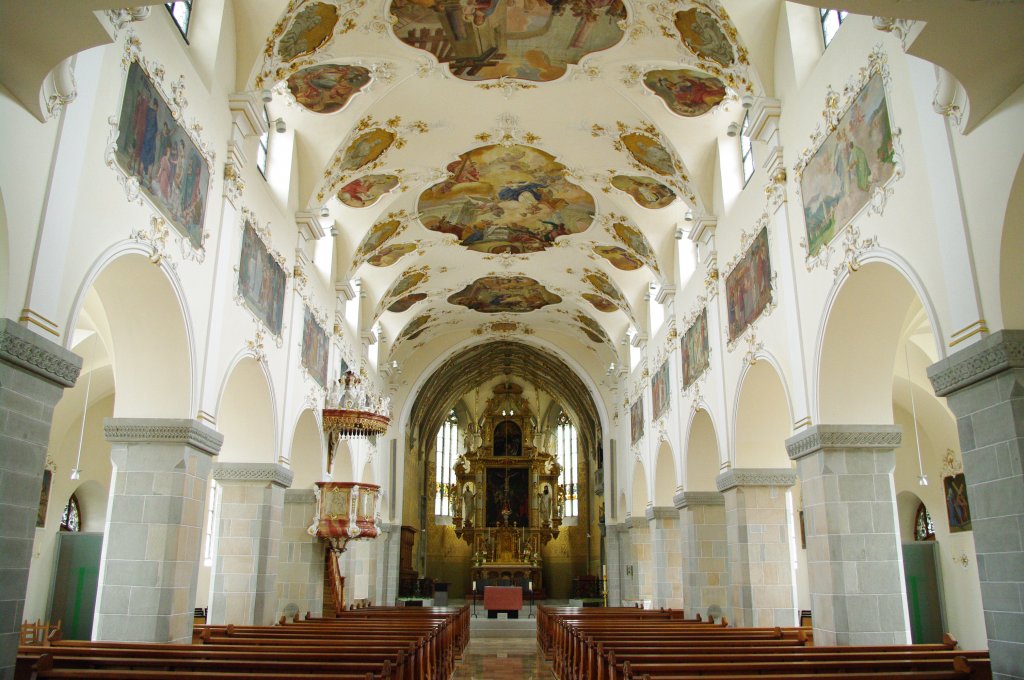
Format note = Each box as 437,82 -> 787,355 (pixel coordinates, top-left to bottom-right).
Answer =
452,637 -> 553,679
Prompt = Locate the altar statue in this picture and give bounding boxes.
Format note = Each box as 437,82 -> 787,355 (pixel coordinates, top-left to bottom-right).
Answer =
462,483 -> 477,523
538,485 -> 552,525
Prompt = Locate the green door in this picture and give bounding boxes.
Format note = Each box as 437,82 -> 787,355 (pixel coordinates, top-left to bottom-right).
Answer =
901,541 -> 945,643
48,532 -> 102,640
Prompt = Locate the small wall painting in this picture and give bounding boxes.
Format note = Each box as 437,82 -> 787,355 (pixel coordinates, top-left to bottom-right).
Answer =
277,2 -> 339,62
643,69 -> 727,117
800,72 -> 896,257
301,306 -> 329,387
583,293 -> 617,313
115,61 -> 210,249
337,174 -> 400,208
943,473 -> 972,533
594,246 -> 644,271
621,133 -> 676,176
367,243 -> 416,267
630,396 -> 644,445
674,8 -> 735,67
651,360 -> 670,421
353,218 -> 402,263
448,276 -> 561,313
610,175 -> 677,209
238,221 -> 287,335
389,0 -> 626,83
725,227 -> 772,341
287,64 -> 371,114
338,128 -> 396,174
419,144 -> 595,254
37,468 -> 52,528
681,308 -> 710,389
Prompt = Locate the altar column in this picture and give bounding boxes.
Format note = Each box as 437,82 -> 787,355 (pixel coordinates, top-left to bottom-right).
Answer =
675,491 -> 728,620
717,468 -> 798,627
648,506 -> 683,609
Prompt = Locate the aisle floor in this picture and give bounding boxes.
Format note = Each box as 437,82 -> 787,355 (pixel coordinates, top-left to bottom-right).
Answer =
452,637 -> 553,679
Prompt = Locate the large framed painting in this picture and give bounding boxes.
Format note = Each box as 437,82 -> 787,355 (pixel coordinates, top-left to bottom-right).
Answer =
725,227 -> 772,341
114,60 -> 211,250
630,397 -> 644,445
682,308 -> 710,390
486,467 -> 529,527
799,71 -> 897,257
651,360 -> 670,421
238,221 -> 287,335
943,473 -> 972,533
301,306 -> 329,387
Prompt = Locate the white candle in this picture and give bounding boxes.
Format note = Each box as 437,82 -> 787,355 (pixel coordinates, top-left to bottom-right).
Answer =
472,580 -> 476,591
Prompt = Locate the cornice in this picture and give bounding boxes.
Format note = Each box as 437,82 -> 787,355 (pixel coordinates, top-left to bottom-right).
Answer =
626,515 -> 649,530
0,318 -> 82,387
928,330 -> 1024,396
786,424 -> 902,461
645,506 -> 678,521
104,418 -> 223,455
212,462 -> 294,488
673,491 -> 724,509
716,467 -> 797,492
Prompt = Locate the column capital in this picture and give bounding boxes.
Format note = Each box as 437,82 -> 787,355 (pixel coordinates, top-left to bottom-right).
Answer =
716,467 -> 796,492
786,424 -> 902,462
927,329 -> 1024,396
104,417 -> 223,455
0,317 -> 82,387
212,462 -> 294,488
673,490 -> 724,509
645,506 -> 677,521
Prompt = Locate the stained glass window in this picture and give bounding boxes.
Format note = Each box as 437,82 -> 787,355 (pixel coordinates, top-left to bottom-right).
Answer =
914,502 -> 935,541
60,494 -> 81,533
556,412 -> 578,518
434,410 -> 458,517
165,2 -> 193,40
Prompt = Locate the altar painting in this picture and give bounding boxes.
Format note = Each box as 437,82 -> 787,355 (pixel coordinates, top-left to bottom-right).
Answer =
337,174 -> 399,208
630,396 -> 644,444
301,306 -> 329,386
673,8 -> 735,66
389,0 -> 627,83
651,360 -> 670,420
725,227 -> 772,341
287,64 -> 371,114
448,276 -> 561,313
115,61 -> 210,249
682,308 -> 710,389
944,473 -> 972,533
486,467 -> 529,527
610,175 -> 676,209
419,144 -> 595,254
643,69 -> 727,117
238,222 -> 287,335
277,2 -> 339,61
800,73 -> 896,257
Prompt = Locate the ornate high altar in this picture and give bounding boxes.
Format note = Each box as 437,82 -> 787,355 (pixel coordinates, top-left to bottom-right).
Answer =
453,382 -> 562,593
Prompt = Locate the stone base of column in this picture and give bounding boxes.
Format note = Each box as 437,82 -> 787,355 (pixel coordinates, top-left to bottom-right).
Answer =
717,468 -> 798,627
276,489 -> 324,620
647,506 -> 683,609
675,491 -> 727,621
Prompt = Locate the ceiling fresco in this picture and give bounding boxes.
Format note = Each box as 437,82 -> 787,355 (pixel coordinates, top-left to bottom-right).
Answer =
610,220 -> 660,275
338,128 -> 396,174
583,293 -> 617,313
379,267 -> 430,315
448,276 -> 561,313
337,174 -> 400,208
610,175 -> 676,209
389,0 -> 628,82
367,242 -> 417,267
643,68 -> 727,117
674,8 -> 735,67
620,132 -> 677,176
286,64 -> 371,113
575,312 -> 610,344
277,2 -> 339,62
593,245 -> 643,271
419,144 -> 596,254
353,216 -> 404,266
388,293 -> 429,313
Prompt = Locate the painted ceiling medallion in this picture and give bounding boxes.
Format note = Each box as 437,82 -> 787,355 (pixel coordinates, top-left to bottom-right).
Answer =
593,245 -> 643,271
367,242 -> 416,267
674,8 -> 735,67
643,68 -> 727,117
338,128 -> 396,174
611,220 -> 659,273
287,64 -> 371,113
583,293 -> 617,313
610,175 -> 676,208
380,267 -> 430,314
399,313 -> 433,343
419,144 -> 595,254
337,174 -> 400,208
277,2 -> 339,62
620,133 -> 675,176
448,276 -> 561,313
353,217 -> 402,264
390,0 -> 627,82
388,293 -> 428,313
584,268 -> 627,307
576,312 -> 609,344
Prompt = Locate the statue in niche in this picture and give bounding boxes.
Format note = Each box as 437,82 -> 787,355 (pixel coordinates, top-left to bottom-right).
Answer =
462,482 -> 477,525
494,420 -> 522,456
538,484 -> 552,525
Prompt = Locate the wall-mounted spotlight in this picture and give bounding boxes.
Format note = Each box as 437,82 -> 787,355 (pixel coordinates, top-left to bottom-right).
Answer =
726,121 -> 740,138
274,118 -> 286,134
260,89 -> 273,104
740,93 -> 754,110
684,210 -> 693,221
320,206 -> 330,218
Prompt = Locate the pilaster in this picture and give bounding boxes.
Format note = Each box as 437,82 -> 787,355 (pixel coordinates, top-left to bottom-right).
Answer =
603,523 -> 627,606
275,489 -> 324,620
627,514 -> 652,604
209,463 -> 292,626
717,468 -> 798,627
787,425 -> 909,645
646,506 -> 683,609
0,319 -> 81,676
674,491 -> 727,621
928,330 -> 1024,680
95,418 -> 222,644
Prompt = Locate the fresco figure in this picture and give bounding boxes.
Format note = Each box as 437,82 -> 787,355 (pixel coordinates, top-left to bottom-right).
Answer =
644,69 -> 727,117
287,63 -> 371,113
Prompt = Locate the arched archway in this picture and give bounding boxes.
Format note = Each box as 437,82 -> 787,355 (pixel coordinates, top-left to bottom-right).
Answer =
217,357 -> 276,463
734,359 -> 792,468
999,158 -> 1024,329
630,459 -> 649,517
653,441 -> 677,507
289,409 -> 324,488
685,409 -> 720,491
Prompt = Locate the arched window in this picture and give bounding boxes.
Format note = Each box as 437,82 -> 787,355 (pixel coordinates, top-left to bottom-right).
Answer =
914,502 -> 935,542
434,410 -> 459,517
740,111 -> 754,185
256,106 -> 270,178
556,412 -> 578,518
165,1 -> 193,41
820,9 -> 848,48
60,494 -> 81,533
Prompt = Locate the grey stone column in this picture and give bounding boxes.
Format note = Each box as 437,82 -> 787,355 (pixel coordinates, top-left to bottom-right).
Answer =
675,491 -> 728,621
275,489 -> 324,620
787,425 -> 909,645
0,320 -> 81,678
208,463 -> 292,626
717,468 -> 798,627
647,506 -> 683,608
617,521 -> 638,602
603,523 -> 627,606
375,522 -> 400,606
928,330 -> 1024,680
628,515 -> 651,604
96,418 -> 223,644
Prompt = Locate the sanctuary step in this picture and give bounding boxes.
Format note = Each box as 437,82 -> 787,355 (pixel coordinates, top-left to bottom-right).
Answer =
470,614 -> 537,639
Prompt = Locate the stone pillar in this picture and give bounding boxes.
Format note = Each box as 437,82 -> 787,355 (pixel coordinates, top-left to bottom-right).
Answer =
717,468 -> 798,627
603,523 -> 626,606
208,463 -> 292,626
786,425 -> 909,645
628,515 -> 651,605
928,330 -> 1024,680
616,521 -> 638,603
96,418 -> 222,644
0,320 -> 81,677
647,506 -> 683,608
675,491 -> 728,621
275,489 -> 324,620
374,522 -> 400,606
